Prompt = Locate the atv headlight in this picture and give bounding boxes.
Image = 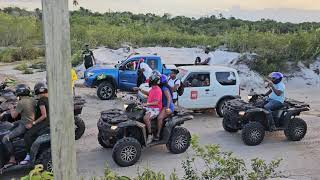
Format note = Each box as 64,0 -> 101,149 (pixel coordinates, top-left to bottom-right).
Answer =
111,126 -> 118,130
123,104 -> 128,109
247,96 -> 252,100
239,111 -> 246,116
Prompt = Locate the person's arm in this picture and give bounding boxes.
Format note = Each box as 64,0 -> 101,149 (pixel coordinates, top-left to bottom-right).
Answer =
11,103 -> 21,119
145,100 -> 159,106
91,51 -> 96,64
140,88 -> 149,96
173,80 -> 180,91
269,85 -> 283,96
33,105 -> 47,125
264,89 -> 272,96
164,89 -> 171,110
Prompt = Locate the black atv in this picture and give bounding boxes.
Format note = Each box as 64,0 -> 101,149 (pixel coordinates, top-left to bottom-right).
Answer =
0,80 -> 15,98
0,96 -> 86,140
97,103 -> 193,167
0,121 -> 52,174
223,93 -> 309,146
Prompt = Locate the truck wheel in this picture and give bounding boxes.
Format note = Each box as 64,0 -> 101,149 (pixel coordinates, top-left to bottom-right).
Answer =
98,132 -> 114,148
112,137 -> 141,167
242,122 -> 265,146
222,118 -> 238,133
97,81 -> 115,100
216,98 -> 232,118
36,148 -> 52,172
166,127 -> 191,154
284,118 -> 307,141
75,116 -> 85,140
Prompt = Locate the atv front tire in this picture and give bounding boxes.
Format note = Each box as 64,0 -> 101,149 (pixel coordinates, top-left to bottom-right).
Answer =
36,148 -> 52,172
98,133 -> 114,148
75,116 -> 85,140
222,118 -> 238,133
284,118 -> 307,141
112,137 -> 141,167
166,127 -> 191,154
242,122 -> 265,146
97,82 -> 115,100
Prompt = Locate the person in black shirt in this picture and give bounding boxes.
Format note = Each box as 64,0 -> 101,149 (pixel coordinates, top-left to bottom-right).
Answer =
20,82 -> 49,165
82,44 -> 96,69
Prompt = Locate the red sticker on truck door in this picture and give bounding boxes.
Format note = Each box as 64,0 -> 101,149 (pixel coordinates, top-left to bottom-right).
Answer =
191,91 -> 198,100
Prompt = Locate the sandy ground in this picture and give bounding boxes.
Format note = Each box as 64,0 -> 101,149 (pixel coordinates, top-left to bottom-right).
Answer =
1,62 -> 320,180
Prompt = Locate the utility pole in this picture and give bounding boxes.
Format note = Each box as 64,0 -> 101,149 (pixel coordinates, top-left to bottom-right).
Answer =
42,0 -> 76,179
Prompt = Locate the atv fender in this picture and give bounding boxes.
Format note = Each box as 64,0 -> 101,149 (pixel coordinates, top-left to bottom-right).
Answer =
162,114 -> 193,142
117,120 -> 147,145
30,134 -> 50,163
282,107 -> 310,127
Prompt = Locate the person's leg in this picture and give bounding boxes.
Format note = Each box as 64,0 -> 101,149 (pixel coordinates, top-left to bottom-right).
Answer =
156,109 -> 168,140
143,112 -> 152,135
264,100 -> 282,131
2,122 -> 27,166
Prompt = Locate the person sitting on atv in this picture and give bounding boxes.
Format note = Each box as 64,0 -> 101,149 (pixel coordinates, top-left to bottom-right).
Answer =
134,72 -> 162,144
1,84 -> 35,168
20,82 -> 49,165
264,72 -> 285,130
156,74 -> 174,141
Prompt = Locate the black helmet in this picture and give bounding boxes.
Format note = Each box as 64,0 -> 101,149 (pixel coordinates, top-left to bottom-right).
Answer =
149,71 -> 160,87
34,82 -> 48,95
15,84 -> 31,96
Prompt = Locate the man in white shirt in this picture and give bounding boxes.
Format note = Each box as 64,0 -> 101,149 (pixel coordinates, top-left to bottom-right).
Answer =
168,69 -> 181,103
200,47 -> 214,65
138,58 -> 153,82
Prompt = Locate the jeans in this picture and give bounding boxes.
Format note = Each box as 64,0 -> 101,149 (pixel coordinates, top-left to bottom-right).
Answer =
24,122 -> 49,152
2,121 -> 27,156
264,99 -> 283,129
264,99 -> 283,111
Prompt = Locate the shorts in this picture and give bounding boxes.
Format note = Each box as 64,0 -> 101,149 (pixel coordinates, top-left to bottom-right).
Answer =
145,108 -> 160,119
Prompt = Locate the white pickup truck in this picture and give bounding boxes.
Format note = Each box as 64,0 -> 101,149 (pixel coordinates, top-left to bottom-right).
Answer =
138,65 -> 241,117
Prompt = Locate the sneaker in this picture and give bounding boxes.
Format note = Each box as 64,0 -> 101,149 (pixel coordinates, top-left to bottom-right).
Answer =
147,135 -> 153,144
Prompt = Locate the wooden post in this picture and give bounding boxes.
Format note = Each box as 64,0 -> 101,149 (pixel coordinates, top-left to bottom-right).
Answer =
42,0 -> 76,179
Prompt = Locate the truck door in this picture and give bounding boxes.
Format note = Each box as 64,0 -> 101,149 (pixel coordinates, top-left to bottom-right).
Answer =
178,72 -> 215,109
119,59 -> 139,90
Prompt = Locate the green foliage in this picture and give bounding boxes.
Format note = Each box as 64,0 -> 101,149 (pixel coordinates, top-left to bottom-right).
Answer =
14,62 -> 34,74
0,47 -> 44,63
1,7 -> 320,74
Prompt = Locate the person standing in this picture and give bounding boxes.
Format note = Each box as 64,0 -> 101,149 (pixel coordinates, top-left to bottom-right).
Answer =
71,68 -> 78,95
82,44 -> 96,69
137,58 -> 153,87
168,69 -> 181,104
199,47 -> 214,65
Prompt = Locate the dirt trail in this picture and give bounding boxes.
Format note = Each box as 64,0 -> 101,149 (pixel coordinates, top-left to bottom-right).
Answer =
1,64 -> 320,180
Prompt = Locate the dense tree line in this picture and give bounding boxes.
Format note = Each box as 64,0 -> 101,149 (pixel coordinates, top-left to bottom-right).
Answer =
1,7 -> 320,74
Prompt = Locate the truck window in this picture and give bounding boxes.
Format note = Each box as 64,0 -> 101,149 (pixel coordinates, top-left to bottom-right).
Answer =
184,73 -> 210,87
215,72 -> 237,85
147,59 -> 158,70
123,60 -> 139,71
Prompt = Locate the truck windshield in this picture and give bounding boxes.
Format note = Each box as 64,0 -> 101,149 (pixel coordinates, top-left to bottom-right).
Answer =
177,68 -> 188,80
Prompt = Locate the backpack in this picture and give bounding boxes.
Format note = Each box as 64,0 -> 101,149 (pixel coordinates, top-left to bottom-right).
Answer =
174,79 -> 184,96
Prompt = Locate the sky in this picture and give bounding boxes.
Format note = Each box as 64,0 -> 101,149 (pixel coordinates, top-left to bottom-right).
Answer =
0,0 -> 320,23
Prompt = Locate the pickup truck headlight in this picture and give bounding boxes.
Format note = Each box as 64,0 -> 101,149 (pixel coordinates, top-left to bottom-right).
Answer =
87,72 -> 95,77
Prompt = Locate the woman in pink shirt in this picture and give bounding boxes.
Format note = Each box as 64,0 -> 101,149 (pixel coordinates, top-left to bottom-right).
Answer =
135,73 -> 162,144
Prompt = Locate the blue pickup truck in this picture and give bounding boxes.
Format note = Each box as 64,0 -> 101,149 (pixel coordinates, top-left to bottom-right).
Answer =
84,55 -> 173,100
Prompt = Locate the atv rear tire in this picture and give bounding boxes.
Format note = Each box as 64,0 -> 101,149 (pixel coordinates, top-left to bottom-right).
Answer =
36,148 -> 52,172
112,137 -> 141,167
166,127 -> 191,154
97,81 -> 115,100
98,133 -> 114,148
75,116 -> 85,140
216,98 -> 232,118
222,118 -> 238,133
242,122 -> 265,146
284,118 -> 307,141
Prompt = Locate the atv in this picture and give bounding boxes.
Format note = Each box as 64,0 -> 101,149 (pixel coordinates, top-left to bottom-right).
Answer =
0,121 -> 52,174
0,96 -> 86,140
222,92 -> 310,146
0,79 -> 15,98
97,103 -> 193,167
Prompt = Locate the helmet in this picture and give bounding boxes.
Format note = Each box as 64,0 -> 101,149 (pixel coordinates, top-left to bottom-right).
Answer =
15,84 -> 31,96
34,82 -> 48,95
160,74 -> 168,84
205,46 -> 210,53
269,72 -> 283,84
149,71 -> 161,87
